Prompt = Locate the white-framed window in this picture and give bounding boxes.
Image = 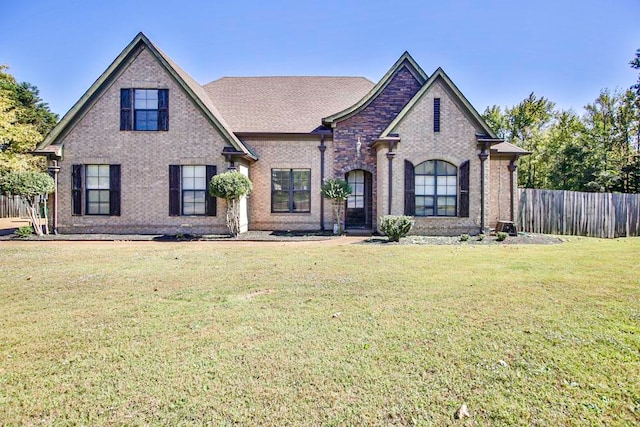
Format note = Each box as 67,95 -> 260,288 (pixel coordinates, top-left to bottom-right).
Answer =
72,164 -> 121,216
120,88 -> 169,131
181,165 -> 207,215
86,165 -> 111,215
415,160 -> 457,217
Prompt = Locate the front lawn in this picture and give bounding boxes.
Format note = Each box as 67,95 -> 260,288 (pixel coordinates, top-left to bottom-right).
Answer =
0,238 -> 638,425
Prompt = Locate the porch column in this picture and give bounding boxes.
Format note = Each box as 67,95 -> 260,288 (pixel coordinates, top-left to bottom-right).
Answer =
318,135 -> 327,231
478,148 -> 489,233
47,160 -> 60,235
386,141 -> 396,215
508,158 -> 517,223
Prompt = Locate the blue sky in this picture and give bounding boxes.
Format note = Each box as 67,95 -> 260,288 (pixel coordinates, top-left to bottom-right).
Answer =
2,0 -> 638,118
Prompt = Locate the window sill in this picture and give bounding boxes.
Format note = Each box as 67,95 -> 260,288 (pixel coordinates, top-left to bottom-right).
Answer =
270,212 -> 312,216
120,129 -> 167,132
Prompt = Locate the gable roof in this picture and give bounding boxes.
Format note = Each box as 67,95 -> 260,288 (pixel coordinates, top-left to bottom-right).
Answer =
491,141 -> 531,156
322,51 -> 429,126
203,76 -> 374,134
379,67 -> 498,139
35,32 -> 256,160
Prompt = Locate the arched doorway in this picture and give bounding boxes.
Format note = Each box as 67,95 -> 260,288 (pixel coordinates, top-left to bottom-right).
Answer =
345,169 -> 372,229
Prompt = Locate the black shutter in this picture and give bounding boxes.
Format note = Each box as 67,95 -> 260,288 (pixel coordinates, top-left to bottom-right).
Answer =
158,89 -> 169,131
459,160 -> 470,217
404,160 -> 415,215
205,165 -> 217,216
109,165 -> 121,216
120,89 -> 132,131
72,164 -> 83,215
169,165 -> 181,216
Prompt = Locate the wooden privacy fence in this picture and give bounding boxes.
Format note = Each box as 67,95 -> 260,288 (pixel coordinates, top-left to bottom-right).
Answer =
0,195 -> 29,219
518,188 -> 640,238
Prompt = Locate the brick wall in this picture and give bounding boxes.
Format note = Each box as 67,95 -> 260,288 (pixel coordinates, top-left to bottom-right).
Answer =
245,135 -> 334,230
332,65 -> 422,228
56,47 -> 230,234
383,78 -> 488,235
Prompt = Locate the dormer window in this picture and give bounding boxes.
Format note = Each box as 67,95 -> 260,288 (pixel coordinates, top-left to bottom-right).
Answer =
120,88 -> 169,131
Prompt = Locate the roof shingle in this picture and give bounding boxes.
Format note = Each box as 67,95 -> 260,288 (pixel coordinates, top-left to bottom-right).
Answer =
204,76 -> 375,133
491,141 -> 531,155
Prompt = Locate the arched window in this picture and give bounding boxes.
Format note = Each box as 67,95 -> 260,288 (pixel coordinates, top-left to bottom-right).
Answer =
415,160 -> 457,216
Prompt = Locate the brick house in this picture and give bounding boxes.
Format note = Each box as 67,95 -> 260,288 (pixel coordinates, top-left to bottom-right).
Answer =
35,32 -> 528,235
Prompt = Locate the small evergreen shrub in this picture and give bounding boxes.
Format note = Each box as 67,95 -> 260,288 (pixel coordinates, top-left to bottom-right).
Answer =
496,231 -> 508,241
477,233 -> 486,241
379,215 -> 414,242
15,226 -> 34,238
459,233 -> 470,242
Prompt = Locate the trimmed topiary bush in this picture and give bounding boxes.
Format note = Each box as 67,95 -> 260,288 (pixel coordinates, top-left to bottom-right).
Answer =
379,215 -> 414,242
209,171 -> 252,237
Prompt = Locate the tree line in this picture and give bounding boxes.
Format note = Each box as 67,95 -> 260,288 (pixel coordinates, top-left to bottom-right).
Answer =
0,65 -> 58,175
482,50 -> 640,193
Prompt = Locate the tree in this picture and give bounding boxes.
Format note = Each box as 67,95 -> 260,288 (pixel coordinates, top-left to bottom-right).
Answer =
320,178 -> 352,234
209,171 -> 252,237
482,105 -> 508,138
483,93 -> 555,188
631,48 -> 640,95
0,65 -> 58,175
506,93 -> 555,188
479,51 -> 640,194
580,89 -> 640,192
545,111 -> 591,191
0,170 -> 54,236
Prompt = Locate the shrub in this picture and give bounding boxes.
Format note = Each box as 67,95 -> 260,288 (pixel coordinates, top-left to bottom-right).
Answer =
379,215 -> 414,242
320,178 -> 352,235
0,171 -> 54,236
14,225 -> 33,238
209,171 -> 253,237
496,231 -> 508,241
477,233 -> 486,241
459,233 -> 470,242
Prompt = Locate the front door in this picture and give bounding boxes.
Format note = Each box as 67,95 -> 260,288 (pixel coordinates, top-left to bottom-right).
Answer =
345,170 -> 372,229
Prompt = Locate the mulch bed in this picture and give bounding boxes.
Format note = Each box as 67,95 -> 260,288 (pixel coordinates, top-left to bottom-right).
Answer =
364,233 -> 564,245
1,229 -> 563,245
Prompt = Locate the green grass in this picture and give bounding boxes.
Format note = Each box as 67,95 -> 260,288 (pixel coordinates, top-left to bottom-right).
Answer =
1,238 -> 639,425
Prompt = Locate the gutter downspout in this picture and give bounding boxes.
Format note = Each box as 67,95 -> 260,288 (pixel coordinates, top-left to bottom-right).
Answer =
318,135 -> 326,231
478,145 -> 489,233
